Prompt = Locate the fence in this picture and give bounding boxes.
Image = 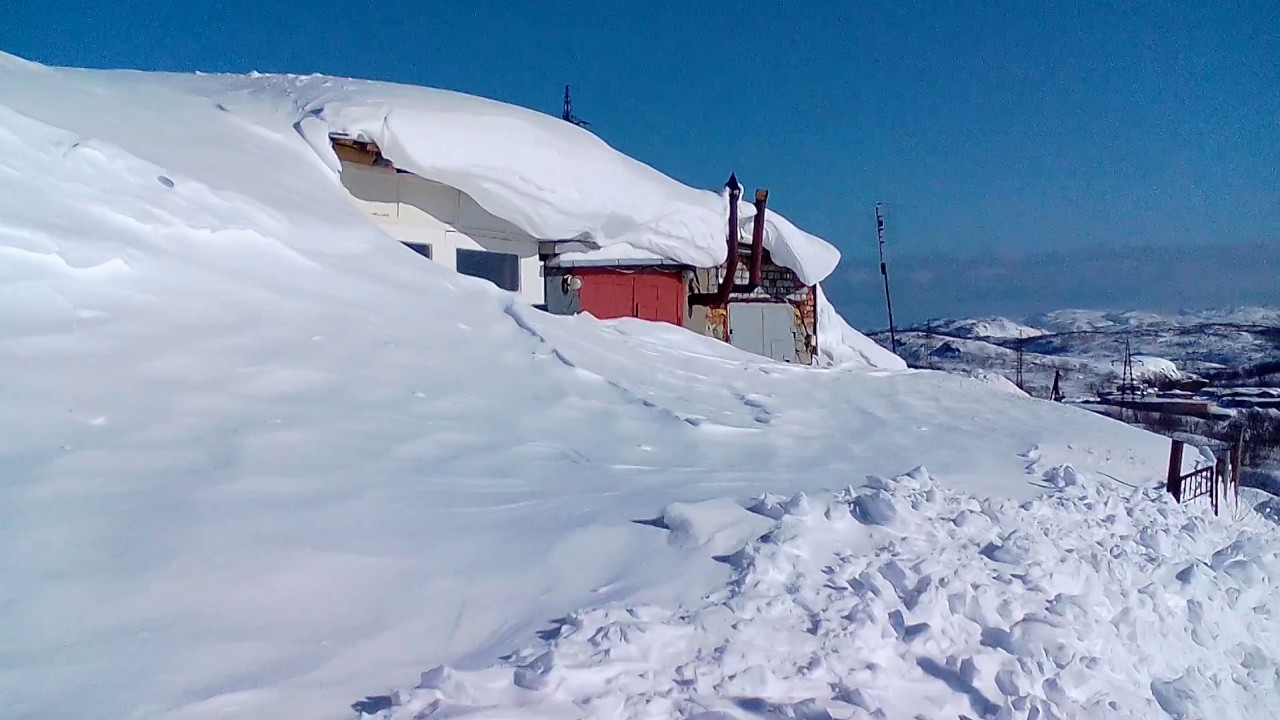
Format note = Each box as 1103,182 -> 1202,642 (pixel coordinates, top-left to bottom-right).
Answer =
1165,438 -> 1241,516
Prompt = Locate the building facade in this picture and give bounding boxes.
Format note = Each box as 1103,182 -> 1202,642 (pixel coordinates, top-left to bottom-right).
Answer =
333,136 -> 546,306
333,139 -> 817,364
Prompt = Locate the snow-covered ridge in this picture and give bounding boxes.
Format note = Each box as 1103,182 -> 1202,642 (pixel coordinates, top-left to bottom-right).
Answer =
905,308 -> 1280,343
0,51 -> 838,284
914,316 -> 1048,340
1029,307 -> 1280,334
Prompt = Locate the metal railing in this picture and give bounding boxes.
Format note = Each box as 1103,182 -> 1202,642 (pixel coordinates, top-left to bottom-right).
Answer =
1165,439 -> 1241,516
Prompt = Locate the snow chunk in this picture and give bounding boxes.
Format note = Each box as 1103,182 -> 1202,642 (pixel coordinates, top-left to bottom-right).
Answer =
747,492 -> 811,521
1151,674 -> 1204,719
661,499 -> 775,556
512,651 -> 555,690
850,489 -> 898,526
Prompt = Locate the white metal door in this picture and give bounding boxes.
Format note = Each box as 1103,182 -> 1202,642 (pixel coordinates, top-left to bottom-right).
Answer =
728,303 -> 764,355
729,303 -> 797,362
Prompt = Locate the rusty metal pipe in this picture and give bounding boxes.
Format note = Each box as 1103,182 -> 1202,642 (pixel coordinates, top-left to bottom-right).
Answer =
706,173 -> 743,306
748,188 -> 768,289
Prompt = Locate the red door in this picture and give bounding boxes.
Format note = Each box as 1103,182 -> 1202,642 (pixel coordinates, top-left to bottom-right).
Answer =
634,275 -> 683,325
578,272 -> 633,319
634,277 -> 661,320
578,270 -> 684,325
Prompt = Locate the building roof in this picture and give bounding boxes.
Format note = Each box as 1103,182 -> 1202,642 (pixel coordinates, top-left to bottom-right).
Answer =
306,78 -> 839,283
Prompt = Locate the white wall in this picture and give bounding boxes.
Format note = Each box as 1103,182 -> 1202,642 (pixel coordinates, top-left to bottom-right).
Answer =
339,163 -> 545,305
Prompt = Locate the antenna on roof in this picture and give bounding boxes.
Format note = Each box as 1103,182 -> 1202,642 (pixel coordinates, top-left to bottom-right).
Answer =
561,85 -> 590,128
876,202 -> 899,356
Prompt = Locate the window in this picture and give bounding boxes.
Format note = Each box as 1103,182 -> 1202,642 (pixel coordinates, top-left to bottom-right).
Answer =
402,242 -> 433,260
456,248 -> 520,292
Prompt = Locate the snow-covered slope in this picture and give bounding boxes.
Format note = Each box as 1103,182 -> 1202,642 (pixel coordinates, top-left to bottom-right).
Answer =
1,53 -> 1275,720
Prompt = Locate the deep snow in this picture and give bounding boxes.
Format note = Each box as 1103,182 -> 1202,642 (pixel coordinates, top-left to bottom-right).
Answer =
22,53 -> 838,285
0,53 -> 1274,720
378,469 -> 1280,720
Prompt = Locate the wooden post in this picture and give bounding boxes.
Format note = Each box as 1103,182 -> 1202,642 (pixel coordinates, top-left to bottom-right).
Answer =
1212,456 -> 1223,516
1231,441 -> 1243,505
1166,439 -> 1185,502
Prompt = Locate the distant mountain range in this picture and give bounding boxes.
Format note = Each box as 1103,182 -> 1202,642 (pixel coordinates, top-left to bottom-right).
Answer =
824,240 -> 1280,329
871,307 -> 1280,397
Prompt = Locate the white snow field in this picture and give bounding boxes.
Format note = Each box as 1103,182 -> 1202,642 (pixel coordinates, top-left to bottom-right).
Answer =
384,471 -> 1280,720
1,53 -> 1278,720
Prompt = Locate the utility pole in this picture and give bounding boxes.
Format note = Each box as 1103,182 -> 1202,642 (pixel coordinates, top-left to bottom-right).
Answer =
561,85 -> 590,128
1015,331 -> 1025,391
876,203 -> 898,356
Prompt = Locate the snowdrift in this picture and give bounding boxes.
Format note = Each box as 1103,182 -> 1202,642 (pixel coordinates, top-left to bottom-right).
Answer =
305,80 -> 840,283
816,284 -> 907,370
379,469 -> 1280,720
1,52 -> 1272,720
34,55 -> 839,286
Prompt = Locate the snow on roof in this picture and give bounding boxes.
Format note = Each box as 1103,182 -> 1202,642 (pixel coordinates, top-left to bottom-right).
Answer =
172,66 -> 839,284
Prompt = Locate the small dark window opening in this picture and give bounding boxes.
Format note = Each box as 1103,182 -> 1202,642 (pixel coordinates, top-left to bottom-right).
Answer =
456,248 -> 520,292
402,242 -> 433,260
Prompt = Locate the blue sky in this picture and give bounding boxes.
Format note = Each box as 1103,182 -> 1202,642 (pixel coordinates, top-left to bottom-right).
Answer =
3,1 -> 1277,323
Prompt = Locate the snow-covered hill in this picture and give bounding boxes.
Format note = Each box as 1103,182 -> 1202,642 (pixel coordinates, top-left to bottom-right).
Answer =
2,53 -> 1278,720
1030,308 -> 1280,335
883,309 -> 1279,397
1023,309 -> 1280,373
922,316 -> 1048,340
